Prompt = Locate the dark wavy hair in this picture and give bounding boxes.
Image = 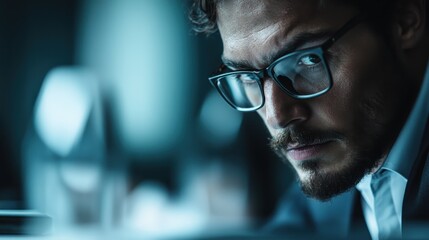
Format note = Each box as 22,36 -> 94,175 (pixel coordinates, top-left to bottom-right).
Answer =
188,0 -> 219,35
189,0 -> 428,35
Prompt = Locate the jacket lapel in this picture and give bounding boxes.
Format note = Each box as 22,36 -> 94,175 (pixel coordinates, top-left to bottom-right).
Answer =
403,119 -> 429,230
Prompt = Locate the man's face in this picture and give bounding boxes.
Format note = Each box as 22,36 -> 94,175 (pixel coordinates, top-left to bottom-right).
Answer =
217,0 -> 413,200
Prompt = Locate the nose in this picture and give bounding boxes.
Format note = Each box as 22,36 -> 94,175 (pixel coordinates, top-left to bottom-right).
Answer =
263,79 -> 310,129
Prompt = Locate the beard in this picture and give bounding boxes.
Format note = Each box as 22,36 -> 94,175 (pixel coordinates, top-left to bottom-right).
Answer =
269,79 -> 411,201
297,151 -> 382,201
269,125 -> 386,201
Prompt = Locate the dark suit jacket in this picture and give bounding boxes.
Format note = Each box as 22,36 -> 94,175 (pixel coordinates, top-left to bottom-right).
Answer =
264,121 -> 429,239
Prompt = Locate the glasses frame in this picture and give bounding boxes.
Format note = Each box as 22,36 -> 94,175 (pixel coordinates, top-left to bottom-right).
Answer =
209,14 -> 365,112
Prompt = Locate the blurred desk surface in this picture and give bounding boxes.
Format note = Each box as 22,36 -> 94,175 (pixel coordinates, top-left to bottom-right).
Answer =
1,223 -> 428,240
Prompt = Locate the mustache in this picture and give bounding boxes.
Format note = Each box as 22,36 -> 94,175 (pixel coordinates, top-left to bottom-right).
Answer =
269,126 -> 345,151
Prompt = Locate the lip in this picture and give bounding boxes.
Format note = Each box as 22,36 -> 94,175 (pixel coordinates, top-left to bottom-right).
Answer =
286,141 -> 333,161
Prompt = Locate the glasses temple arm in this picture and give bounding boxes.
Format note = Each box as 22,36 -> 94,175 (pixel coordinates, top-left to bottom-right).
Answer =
322,13 -> 366,50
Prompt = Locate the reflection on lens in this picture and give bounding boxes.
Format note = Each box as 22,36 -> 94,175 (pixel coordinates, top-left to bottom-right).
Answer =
272,50 -> 330,96
216,74 -> 262,110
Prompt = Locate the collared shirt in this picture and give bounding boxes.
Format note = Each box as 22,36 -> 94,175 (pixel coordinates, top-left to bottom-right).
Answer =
356,62 -> 429,240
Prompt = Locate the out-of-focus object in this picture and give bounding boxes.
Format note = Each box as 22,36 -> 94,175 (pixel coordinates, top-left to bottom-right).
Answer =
198,90 -> 243,149
124,182 -> 208,239
33,67 -> 96,157
77,0 -> 196,158
0,210 -> 51,235
22,66 -> 124,232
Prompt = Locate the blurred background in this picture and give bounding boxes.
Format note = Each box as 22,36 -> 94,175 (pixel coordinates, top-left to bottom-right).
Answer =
0,0 -> 293,238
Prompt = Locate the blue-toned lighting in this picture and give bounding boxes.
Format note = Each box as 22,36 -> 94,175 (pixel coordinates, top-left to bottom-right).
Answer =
199,91 -> 243,148
77,0 -> 195,157
34,67 -> 96,157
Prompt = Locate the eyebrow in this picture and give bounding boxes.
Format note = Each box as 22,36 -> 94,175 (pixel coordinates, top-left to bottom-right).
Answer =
221,31 -> 333,71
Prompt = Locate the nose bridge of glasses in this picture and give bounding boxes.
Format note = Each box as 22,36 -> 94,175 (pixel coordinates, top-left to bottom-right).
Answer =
263,68 -> 296,104
255,68 -> 267,80
256,66 -> 279,85
261,66 -> 295,99
253,67 -> 287,101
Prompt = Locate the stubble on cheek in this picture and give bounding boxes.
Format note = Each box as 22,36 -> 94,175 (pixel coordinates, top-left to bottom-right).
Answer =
264,91 -> 391,200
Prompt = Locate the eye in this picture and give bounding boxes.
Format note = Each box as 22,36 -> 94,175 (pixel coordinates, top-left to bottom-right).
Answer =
238,73 -> 258,82
298,54 -> 322,66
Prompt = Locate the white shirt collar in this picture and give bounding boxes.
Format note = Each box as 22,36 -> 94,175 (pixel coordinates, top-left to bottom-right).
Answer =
356,62 -> 429,239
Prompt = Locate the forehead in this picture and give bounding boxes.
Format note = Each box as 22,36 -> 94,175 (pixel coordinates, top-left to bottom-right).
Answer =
216,0 -> 356,68
217,0 -> 317,37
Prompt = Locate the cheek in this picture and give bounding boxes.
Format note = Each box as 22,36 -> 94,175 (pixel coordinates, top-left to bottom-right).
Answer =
316,31 -> 389,130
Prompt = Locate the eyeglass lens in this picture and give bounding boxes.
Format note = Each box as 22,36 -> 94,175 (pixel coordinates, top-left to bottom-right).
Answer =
217,73 -> 263,110
272,50 -> 330,95
216,49 -> 330,110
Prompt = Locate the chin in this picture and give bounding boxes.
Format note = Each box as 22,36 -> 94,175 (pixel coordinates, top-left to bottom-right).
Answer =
275,137 -> 384,201
294,158 -> 369,201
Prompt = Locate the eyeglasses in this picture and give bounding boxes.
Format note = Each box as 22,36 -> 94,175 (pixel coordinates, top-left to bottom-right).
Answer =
208,14 -> 364,111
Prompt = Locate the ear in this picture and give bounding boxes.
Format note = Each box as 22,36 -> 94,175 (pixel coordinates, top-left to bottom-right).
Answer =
393,0 -> 426,49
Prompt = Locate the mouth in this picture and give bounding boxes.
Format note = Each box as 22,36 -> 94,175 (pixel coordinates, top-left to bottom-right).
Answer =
286,140 -> 334,161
